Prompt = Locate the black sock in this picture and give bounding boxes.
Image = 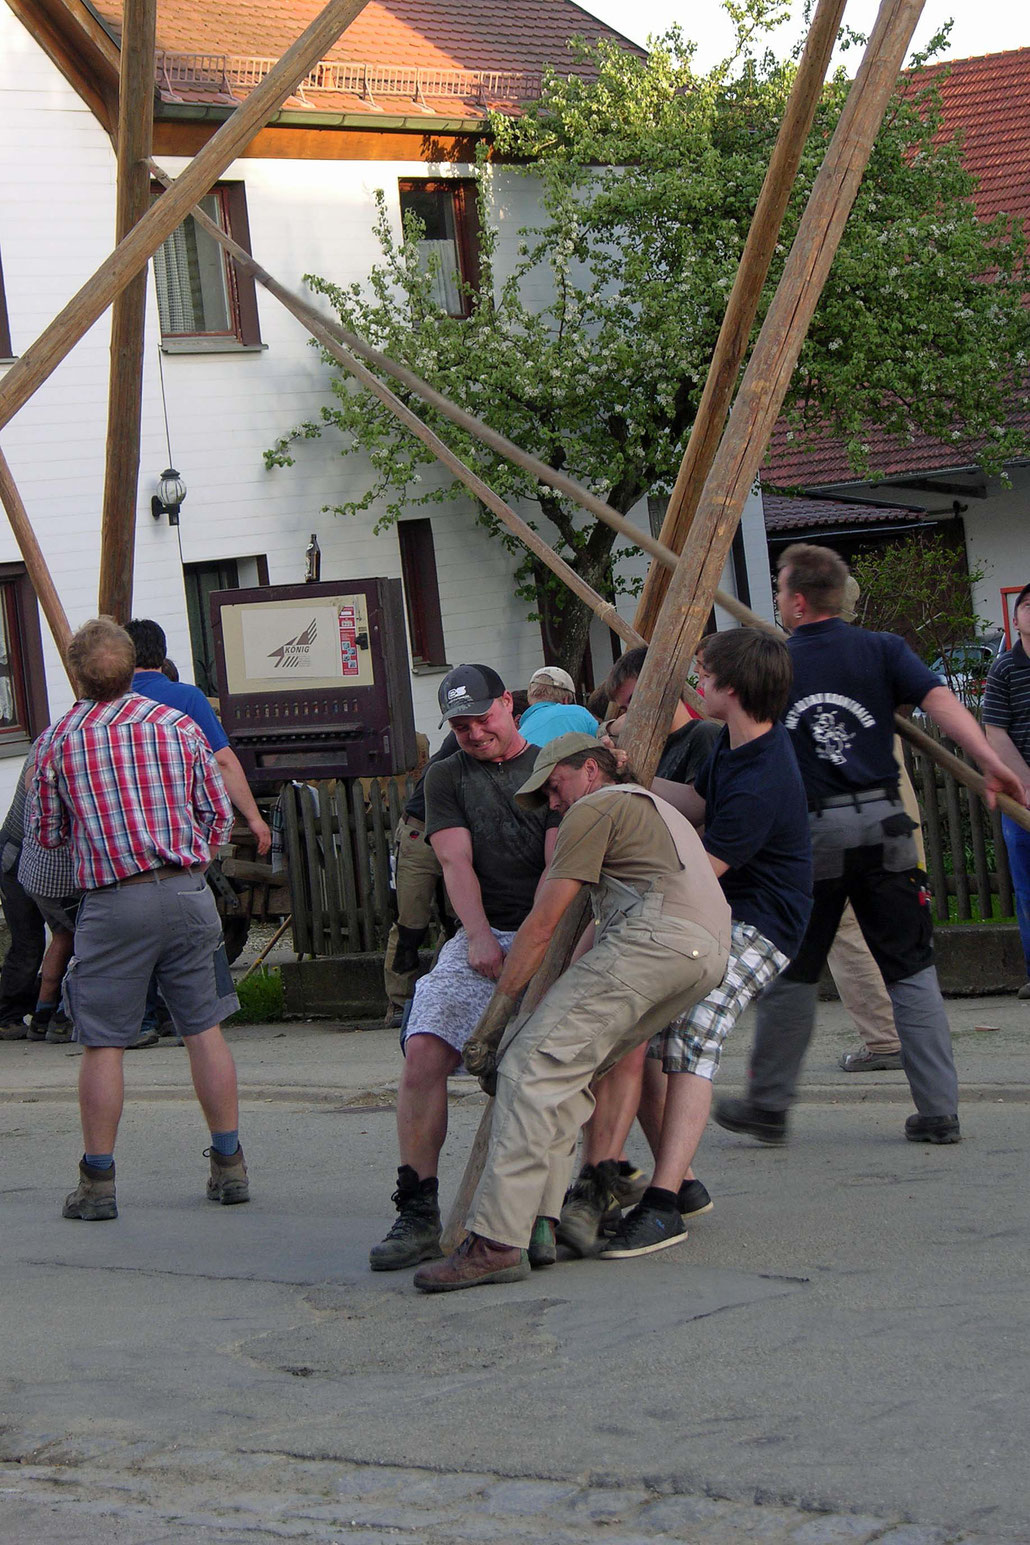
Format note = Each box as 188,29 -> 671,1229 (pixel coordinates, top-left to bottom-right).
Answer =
641,1185 -> 680,1213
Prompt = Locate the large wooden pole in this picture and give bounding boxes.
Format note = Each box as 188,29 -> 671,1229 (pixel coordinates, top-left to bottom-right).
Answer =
98,0 -> 158,622
633,0 -> 847,640
622,0 -> 926,788
0,448 -> 74,681
0,0 -> 370,430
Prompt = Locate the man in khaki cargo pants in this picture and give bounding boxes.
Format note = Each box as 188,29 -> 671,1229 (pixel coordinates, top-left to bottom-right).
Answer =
414,733 -> 730,1293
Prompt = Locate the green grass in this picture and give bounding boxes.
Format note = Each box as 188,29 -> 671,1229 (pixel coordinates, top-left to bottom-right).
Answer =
939,897 -> 1016,925
227,967 -> 284,1024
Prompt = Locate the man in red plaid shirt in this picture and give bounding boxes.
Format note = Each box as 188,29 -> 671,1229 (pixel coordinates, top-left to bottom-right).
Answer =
32,617 -> 249,1222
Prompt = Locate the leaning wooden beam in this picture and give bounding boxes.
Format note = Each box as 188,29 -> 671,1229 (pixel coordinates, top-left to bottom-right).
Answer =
0,447 -> 74,682
98,0 -> 159,622
444,0 -> 927,1247
622,0 -> 927,788
634,0 -> 847,639
895,716 -> 1030,834
0,0 -> 371,430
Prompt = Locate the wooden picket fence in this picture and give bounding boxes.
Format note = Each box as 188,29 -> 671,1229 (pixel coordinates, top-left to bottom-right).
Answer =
283,734 -> 1016,956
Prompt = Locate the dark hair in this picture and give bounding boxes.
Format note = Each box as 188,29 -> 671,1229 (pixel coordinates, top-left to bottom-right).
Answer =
161,657 -> 179,682
124,618 -> 167,670
585,684 -> 610,719
1013,583 -> 1030,616
701,627 -> 793,723
556,745 -> 636,784
605,646 -> 648,697
778,543 -> 849,617
67,617 -> 136,701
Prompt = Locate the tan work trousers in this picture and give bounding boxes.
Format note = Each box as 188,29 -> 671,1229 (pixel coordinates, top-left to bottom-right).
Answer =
383,816 -> 442,1008
469,896 -> 728,1250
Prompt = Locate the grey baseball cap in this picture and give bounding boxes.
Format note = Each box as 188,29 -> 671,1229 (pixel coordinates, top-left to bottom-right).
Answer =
515,732 -> 607,808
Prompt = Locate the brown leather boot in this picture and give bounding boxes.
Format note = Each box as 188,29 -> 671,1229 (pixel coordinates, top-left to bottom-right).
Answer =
413,1233 -> 530,1293
206,1145 -> 250,1204
63,1159 -> 117,1221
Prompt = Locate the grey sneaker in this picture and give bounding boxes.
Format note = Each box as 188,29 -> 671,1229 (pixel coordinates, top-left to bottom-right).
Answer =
0,1018 -> 27,1041
369,1166 -> 442,1271
206,1145 -> 250,1204
839,1046 -> 903,1072
63,1159 -> 117,1221
600,1200 -> 687,1259
1018,982 -> 1030,1001
557,1160 -> 621,1257
713,1097 -> 788,1145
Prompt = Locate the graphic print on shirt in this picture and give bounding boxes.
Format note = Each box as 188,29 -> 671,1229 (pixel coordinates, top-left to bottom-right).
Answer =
785,693 -> 876,766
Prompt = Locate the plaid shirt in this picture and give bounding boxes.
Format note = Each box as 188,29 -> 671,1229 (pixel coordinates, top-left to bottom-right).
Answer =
32,692 -> 234,891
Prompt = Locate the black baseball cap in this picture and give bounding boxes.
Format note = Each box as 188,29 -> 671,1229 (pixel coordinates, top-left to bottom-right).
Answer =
438,663 -> 507,725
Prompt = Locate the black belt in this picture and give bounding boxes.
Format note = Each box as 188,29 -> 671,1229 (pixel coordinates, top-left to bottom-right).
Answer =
808,785 -> 897,813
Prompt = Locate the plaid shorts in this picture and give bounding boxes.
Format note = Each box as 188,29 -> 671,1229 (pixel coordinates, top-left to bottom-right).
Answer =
648,919 -> 789,1079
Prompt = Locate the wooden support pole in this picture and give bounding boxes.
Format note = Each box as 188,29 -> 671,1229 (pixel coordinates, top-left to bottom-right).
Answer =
0,0 -> 371,430
98,0 -> 158,622
0,447 -> 74,684
634,0 -> 847,640
621,0 -> 926,789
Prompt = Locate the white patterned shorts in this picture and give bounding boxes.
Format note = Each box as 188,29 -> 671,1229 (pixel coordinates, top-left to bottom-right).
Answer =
648,919 -> 789,1079
403,926 -> 518,1057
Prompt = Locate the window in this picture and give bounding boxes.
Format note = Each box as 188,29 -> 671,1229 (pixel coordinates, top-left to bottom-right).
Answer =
152,184 -> 262,349
398,180 -> 480,318
184,555 -> 268,696
0,565 -> 49,750
398,520 -> 447,668
0,245 -> 12,359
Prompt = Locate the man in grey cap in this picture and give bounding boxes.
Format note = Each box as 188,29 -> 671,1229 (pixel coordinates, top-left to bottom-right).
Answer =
370,664 -> 559,1273
412,731 -> 730,1293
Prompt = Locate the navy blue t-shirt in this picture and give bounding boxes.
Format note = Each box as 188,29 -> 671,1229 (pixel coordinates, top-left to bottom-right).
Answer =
784,619 -> 938,800
696,723 -> 812,959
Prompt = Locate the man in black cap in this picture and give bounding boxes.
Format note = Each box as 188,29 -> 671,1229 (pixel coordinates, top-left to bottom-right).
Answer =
370,664 -> 558,1272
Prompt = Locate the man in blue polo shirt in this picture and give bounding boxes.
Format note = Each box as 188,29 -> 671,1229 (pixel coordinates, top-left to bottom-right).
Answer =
124,620 -> 270,857
983,582 -> 1030,997
714,545 -> 1027,1148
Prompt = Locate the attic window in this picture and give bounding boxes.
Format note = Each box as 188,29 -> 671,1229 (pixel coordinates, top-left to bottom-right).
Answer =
398,180 -> 480,318
151,183 -> 262,349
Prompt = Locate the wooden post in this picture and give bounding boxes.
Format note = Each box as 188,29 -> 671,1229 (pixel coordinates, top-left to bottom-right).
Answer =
621,0 -> 926,789
634,0 -> 847,640
0,447 -> 74,683
98,0 -> 158,622
0,0 -> 371,430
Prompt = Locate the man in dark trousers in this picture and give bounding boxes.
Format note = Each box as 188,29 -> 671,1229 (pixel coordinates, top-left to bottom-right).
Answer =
715,544 -> 1027,1147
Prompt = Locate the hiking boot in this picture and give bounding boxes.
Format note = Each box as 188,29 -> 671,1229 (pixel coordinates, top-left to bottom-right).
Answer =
414,1233 -> 530,1293
713,1097 -> 788,1145
63,1159 -> 117,1221
600,1200 -> 687,1259
45,1011 -> 74,1045
839,1046 -> 903,1072
905,1113 -> 961,1145
676,1178 -> 713,1217
0,1018 -> 27,1041
1018,982 -> 1030,1001
528,1216 -> 557,1269
205,1145 -> 250,1204
369,1166 -> 442,1271
557,1160 -> 621,1257
127,1027 -> 161,1049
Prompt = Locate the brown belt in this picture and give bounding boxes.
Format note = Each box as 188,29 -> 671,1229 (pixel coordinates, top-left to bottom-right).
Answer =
110,863 -> 198,887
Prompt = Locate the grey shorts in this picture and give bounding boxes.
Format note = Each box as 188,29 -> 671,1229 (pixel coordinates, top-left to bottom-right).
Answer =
403,927 -> 518,1057
64,869 -> 239,1048
29,891 -> 81,935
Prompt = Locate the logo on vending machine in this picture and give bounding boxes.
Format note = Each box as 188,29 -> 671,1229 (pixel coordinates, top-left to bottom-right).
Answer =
267,617 -> 318,669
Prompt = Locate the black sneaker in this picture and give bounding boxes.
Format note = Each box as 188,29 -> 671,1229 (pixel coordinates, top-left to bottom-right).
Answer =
676,1179 -> 713,1217
905,1113 -> 960,1145
557,1160 -> 620,1257
369,1166 -> 443,1271
600,1201 -> 687,1259
713,1097 -> 788,1145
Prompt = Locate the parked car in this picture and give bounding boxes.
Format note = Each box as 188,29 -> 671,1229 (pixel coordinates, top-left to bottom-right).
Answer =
928,634 -> 1005,708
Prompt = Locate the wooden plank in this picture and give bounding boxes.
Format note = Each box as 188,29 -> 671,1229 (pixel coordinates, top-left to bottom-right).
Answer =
634,0 -> 848,640
282,785 -> 311,956
0,0 -> 372,430
98,0 -> 158,622
918,747 -> 949,923
333,780 -> 363,952
350,780 -> 375,952
967,783 -> 993,920
300,784 -> 325,955
0,448 -> 74,683
320,779 -> 345,956
991,806 -> 1014,918
943,759 -> 970,920
368,779 -> 393,949
153,122 -> 480,164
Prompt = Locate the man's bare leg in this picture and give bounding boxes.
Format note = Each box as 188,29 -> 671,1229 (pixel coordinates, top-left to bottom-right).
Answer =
184,1025 -> 239,1134
39,930 -> 74,1009
78,1046 -> 125,1154
582,1041 -> 649,1166
397,1032 -> 461,1177
649,1071 -> 712,1192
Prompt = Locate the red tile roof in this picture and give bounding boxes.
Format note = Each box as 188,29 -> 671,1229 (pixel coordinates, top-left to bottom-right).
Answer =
765,47 -> 1030,489
763,493 -> 929,534
91,0 -> 642,117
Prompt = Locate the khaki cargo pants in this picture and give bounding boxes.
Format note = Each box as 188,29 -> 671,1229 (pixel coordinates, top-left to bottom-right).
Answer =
469,894 -> 728,1250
